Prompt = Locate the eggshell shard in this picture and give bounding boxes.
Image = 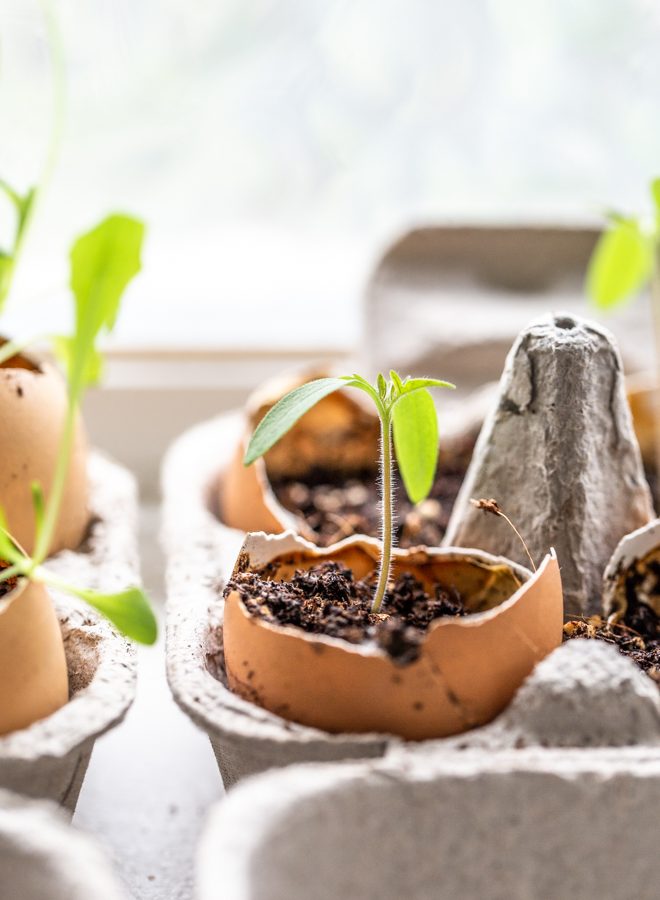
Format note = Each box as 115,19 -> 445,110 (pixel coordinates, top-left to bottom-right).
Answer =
0,345 -> 89,555
603,518 -> 660,623
0,578 -> 68,735
223,532 -> 563,740
218,369 -> 379,536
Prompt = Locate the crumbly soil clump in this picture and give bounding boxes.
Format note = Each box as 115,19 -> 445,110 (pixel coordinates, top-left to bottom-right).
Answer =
225,561 -> 467,665
0,564 -> 18,600
270,436 -> 474,548
563,560 -> 660,685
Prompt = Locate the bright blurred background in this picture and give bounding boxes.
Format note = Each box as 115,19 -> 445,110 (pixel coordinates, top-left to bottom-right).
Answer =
3,0 -> 660,353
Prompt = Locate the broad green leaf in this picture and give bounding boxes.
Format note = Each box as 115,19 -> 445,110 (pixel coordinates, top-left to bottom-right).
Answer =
244,377 -> 345,466
68,214 -> 145,394
392,388 -> 439,504
586,218 -> 652,310
52,335 -> 104,387
402,377 -> 455,394
73,585 -> 157,644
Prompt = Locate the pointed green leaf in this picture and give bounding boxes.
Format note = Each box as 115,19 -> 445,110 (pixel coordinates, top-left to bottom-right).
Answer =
392,388 -> 439,504
244,377 -> 346,466
68,214 -> 145,394
389,370 -> 405,394
0,505 -> 25,566
74,585 -> 157,644
377,373 -> 387,398
401,377 -> 456,394
586,218 -> 652,310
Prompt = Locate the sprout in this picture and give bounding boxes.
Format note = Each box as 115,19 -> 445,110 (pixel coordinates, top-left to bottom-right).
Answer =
244,371 -> 455,613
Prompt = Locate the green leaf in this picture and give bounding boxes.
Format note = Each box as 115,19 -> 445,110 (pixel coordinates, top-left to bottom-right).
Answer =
389,370 -> 405,395
73,585 -> 157,645
392,388 -> 439,504
586,217 -> 652,310
402,377 -> 456,394
244,377 -> 346,466
377,373 -> 387,398
0,505 -> 25,566
52,335 -> 104,387
67,214 -> 145,395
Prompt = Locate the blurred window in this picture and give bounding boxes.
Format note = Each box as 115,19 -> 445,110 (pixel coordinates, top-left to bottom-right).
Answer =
2,0 -> 660,351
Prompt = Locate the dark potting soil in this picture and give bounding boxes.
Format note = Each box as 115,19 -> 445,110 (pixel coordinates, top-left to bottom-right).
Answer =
225,561 -> 467,665
563,557 -> 660,685
270,437 -> 474,549
0,564 -> 18,599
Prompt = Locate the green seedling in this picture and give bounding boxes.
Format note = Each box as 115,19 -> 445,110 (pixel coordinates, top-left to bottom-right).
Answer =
0,211 -> 158,645
0,5 -> 156,644
586,177 -> 660,474
244,372 -> 455,613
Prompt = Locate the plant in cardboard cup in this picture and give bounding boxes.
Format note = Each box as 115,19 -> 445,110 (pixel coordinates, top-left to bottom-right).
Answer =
0,212 -> 158,735
586,177 -> 660,495
222,373 -> 563,740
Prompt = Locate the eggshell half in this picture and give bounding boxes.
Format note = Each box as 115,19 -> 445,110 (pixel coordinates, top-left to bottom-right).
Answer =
0,343 -> 89,555
0,577 -> 68,735
224,532 -> 563,740
603,518 -> 660,622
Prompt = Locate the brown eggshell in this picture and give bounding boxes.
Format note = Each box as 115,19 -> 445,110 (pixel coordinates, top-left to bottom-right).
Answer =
218,369 -> 379,534
627,372 -> 658,469
223,532 -> 563,740
0,343 -> 89,555
0,577 -> 68,735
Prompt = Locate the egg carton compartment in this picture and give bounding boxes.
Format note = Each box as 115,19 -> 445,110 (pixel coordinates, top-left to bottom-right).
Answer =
0,788 -> 126,900
0,452 -> 139,811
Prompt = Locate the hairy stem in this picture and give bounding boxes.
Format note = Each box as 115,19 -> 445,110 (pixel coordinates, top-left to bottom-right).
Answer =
372,410 -> 393,613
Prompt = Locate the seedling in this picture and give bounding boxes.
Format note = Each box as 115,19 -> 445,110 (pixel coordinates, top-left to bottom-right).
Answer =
586,177 -> 660,473
0,6 -> 156,644
244,372 -> 455,612
0,211 -> 157,645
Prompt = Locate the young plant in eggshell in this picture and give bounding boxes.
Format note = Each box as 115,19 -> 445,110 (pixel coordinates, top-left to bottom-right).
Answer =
223,373 -> 564,740
0,183 -> 88,557
0,213 -> 158,736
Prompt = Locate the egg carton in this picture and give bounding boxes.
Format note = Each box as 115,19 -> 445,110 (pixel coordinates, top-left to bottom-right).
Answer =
0,788 -> 125,900
163,310 -> 658,794
197,642 -> 660,900
0,452 -> 139,811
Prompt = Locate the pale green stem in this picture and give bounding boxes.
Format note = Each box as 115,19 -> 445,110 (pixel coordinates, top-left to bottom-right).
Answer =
371,410 -> 393,614
32,399 -> 77,564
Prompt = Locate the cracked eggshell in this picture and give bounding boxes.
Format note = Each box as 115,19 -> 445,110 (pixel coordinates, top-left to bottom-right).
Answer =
223,531 -> 563,741
218,369 -> 379,535
0,577 -> 68,736
0,345 -> 88,555
603,518 -> 660,622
